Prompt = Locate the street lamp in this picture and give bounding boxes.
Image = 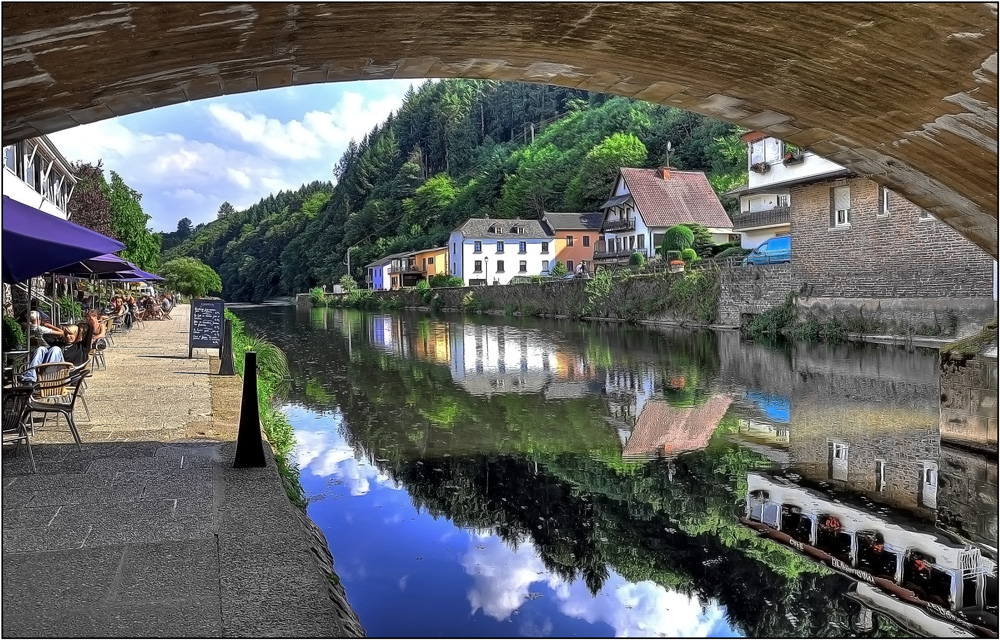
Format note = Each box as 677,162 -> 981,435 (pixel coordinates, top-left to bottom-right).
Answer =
483,256 -> 489,286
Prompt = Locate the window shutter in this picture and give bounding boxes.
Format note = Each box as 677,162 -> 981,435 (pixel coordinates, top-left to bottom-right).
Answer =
829,189 -> 836,228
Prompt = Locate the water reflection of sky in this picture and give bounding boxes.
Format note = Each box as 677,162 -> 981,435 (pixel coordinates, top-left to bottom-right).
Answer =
286,404 -> 741,638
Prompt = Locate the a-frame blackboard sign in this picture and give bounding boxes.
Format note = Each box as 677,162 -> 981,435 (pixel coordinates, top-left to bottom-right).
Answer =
189,298 -> 225,358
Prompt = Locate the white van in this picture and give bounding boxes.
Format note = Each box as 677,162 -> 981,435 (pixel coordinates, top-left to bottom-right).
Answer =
137,284 -> 156,297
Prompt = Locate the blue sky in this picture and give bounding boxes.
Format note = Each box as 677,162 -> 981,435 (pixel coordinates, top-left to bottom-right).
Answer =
48,79 -> 424,233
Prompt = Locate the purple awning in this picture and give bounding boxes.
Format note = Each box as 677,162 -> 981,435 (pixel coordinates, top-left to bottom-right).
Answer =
50,253 -> 134,275
2,196 -> 125,283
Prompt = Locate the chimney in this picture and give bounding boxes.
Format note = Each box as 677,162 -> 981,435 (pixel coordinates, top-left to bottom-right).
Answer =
658,167 -> 671,180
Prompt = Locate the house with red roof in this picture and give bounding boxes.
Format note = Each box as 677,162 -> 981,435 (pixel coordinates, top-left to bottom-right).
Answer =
593,168 -> 734,267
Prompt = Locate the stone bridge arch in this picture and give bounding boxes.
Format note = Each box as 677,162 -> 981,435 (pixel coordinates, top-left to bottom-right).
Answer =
2,3 -> 997,256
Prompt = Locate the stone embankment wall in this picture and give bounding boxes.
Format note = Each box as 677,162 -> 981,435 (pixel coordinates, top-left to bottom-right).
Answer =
717,263 -> 798,327
937,445 -> 998,547
939,353 -> 998,453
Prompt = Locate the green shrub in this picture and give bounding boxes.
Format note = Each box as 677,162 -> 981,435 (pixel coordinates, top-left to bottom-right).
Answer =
661,225 -> 695,255
339,275 -> 358,293
680,248 -> 698,263
665,266 -> 721,324
681,223 -> 716,258
415,279 -> 432,303
462,292 -> 490,314
747,293 -> 798,340
628,251 -> 646,267
715,245 -> 750,259
428,274 -> 464,288
504,303 -> 517,316
550,261 -> 569,277
2,315 -> 25,350
583,268 -> 616,316
309,287 -> 325,306
57,295 -> 83,322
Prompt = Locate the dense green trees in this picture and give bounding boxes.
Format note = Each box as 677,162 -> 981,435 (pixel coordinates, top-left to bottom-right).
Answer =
68,163 -> 160,271
168,80 -> 748,301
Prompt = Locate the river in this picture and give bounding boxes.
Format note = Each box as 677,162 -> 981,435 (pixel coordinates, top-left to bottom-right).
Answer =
233,306 -> 998,638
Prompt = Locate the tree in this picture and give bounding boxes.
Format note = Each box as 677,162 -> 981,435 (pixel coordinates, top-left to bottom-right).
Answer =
108,171 -> 160,271
550,261 -> 569,277
176,217 -> 193,237
565,133 -> 648,211
682,223 -> 715,258
67,161 -> 114,238
339,274 -> 358,293
161,257 -> 222,298
661,225 -> 695,256
629,251 -> 647,268
217,202 -> 236,219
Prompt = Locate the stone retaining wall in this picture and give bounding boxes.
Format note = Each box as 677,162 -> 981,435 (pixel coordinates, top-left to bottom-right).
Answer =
939,353 -> 998,453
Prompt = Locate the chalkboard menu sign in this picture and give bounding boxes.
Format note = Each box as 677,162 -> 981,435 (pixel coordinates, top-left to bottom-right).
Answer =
189,298 -> 225,358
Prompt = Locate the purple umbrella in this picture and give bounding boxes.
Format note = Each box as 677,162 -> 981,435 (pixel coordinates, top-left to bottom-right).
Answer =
50,253 -> 134,275
2,196 -> 125,283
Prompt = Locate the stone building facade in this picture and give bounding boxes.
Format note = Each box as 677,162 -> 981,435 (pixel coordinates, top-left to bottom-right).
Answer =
789,177 -> 995,300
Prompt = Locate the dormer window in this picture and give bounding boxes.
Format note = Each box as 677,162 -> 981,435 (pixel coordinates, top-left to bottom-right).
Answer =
511,225 -> 523,234
489,224 -> 502,234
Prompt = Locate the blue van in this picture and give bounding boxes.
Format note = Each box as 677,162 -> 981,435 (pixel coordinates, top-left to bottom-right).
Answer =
742,235 -> 791,266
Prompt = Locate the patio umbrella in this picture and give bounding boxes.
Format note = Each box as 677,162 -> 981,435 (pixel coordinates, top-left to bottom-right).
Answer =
2,196 -> 125,283
49,253 -> 134,275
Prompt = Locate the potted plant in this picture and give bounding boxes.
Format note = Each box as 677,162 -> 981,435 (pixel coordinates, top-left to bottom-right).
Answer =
782,145 -> 804,164
750,161 -> 770,174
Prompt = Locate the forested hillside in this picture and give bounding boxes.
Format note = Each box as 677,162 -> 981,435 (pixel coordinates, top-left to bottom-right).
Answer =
164,79 -> 747,302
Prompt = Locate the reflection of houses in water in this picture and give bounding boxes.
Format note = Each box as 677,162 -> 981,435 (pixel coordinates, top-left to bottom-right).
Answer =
448,324 -> 572,396
604,364 -> 658,444
744,471 -> 997,637
621,395 -> 732,462
368,314 -> 406,358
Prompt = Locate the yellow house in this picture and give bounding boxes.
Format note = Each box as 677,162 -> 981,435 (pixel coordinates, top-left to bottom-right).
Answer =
412,246 -> 449,279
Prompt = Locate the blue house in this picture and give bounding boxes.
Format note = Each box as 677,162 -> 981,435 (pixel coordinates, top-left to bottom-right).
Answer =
365,256 -> 392,291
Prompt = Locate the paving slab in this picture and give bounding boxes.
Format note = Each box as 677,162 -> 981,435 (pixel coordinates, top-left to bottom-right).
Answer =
2,304 -> 365,638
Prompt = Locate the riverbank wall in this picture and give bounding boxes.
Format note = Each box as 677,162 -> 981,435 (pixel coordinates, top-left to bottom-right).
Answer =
300,262 -> 995,341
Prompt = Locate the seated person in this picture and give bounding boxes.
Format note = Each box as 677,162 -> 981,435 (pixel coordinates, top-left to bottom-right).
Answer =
21,344 -> 65,382
160,295 -> 173,312
62,320 -> 95,367
29,310 -> 68,346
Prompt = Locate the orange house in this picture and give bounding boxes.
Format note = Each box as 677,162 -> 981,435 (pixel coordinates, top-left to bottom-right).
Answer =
540,212 -> 603,274
412,246 -> 449,279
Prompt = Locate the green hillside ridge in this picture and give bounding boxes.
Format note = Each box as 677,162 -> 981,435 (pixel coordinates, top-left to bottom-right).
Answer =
164,79 -> 747,302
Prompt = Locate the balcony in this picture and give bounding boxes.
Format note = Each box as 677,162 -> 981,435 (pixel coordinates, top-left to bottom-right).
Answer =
389,263 -> 422,275
602,218 -> 636,233
593,246 -> 647,261
731,206 -> 790,230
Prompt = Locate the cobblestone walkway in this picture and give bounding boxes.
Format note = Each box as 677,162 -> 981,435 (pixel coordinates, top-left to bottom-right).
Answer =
2,305 -> 364,637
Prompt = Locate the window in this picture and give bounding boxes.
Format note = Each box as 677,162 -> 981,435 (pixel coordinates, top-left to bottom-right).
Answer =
541,242 -> 549,254
831,186 -> 851,228
583,235 -> 590,247
628,236 -> 635,250
829,442 -> 849,481
541,260 -> 549,272
452,242 -> 456,254
776,194 -> 790,208
3,145 -> 16,172
749,138 -> 783,165
566,260 -> 574,272
875,460 -> 886,492
496,260 -> 505,273
566,235 -> 574,247
518,241 -> 527,253
919,209 -> 935,221
474,241 -> 482,253
496,241 -> 504,253
637,234 -> 645,249
878,186 -> 891,217
519,260 -> 527,273
474,260 -> 482,273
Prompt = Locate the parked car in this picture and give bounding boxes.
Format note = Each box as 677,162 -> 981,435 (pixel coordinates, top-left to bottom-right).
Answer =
742,235 -> 791,266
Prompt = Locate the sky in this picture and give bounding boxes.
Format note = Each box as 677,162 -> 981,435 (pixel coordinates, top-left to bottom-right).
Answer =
48,79 -> 424,233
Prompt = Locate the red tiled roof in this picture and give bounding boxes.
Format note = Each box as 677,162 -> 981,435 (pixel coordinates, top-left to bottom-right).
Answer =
619,168 -> 733,229
622,395 -> 732,460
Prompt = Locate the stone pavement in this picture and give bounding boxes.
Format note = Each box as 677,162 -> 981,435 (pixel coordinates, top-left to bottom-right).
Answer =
2,305 -> 364,638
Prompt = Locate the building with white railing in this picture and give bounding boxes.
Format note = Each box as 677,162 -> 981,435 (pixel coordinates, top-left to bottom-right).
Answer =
2,135 -> 77,220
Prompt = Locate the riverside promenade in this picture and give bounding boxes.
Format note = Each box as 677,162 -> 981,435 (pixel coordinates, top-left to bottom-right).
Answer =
2,304 -> 364,637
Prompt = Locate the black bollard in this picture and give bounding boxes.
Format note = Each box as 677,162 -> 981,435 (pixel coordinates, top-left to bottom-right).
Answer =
233,351 -> 266,468
218,319 -> 235,376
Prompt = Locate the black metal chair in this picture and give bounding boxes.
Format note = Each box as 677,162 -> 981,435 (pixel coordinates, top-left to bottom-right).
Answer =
3,385 -> 36,472
27,368 -> 89,451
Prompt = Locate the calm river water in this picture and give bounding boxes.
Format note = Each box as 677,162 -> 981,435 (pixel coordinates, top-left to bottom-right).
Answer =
234,306 -> 997,638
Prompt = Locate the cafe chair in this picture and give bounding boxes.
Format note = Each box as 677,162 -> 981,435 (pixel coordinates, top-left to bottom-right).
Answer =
2,385 -> 36,473
27,368 -> 89,451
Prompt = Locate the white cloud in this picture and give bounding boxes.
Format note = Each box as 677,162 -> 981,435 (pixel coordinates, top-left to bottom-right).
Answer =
227,167 -> 252,189
208,89 -> 405,161
460,535 -> 729,637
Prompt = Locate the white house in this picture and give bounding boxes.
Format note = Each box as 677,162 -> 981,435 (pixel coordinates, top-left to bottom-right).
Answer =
448,218 -> 555,286
727,132 -> 848,249
2,135 -> 77,220
594,168 -> 734,267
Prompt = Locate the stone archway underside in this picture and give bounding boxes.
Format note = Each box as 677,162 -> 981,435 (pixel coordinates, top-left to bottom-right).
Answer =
2,3 -> 997,257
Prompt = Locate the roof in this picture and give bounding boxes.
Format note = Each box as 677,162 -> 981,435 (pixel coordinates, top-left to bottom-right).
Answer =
413,246 -> 447,255
615,169 -> 733,229
599,194 -> 631,209
365,251 -> 412,268
454,218 -> 552,240
622,395 -> 731,460
541,211 -> 604,231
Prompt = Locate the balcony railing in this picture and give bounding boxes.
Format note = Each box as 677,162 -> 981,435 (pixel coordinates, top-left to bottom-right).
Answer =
731,206 -> 790,230
593,246 -> 647,261
602,218 -> 636,233
389,263 -> 422,274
